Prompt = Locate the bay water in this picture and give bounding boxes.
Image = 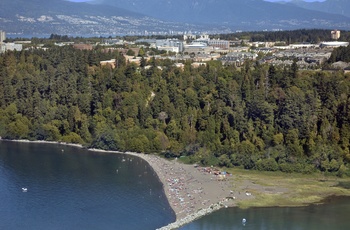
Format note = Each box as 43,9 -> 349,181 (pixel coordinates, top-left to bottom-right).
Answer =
0,141 -> 175,230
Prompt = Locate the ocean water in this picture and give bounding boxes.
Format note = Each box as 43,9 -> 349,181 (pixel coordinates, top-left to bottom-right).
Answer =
0,141 -> 175,230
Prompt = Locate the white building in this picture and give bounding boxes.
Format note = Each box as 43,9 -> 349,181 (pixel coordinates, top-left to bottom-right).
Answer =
183,34 -> 197,40
156,39 -> 184,53
331,30 -> 341,40
184,42 -> 213,54
158,46 -> 179,53
320,41 -> 349,48
208,39 -> 230,49
0,30 -> 5,43
0,30 -> 5,53
4,43 -> 23,51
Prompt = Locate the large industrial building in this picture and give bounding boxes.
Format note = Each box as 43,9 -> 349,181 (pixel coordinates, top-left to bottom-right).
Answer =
320,41 -> 349,48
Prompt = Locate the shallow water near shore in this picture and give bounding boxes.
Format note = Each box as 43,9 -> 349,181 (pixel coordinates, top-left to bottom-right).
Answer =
0,141 -> 175,230
180,196 -> 350,230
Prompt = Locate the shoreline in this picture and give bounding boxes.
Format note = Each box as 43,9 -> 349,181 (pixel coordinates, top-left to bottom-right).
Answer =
0,139 -> 250,228
2,139 -> 349,229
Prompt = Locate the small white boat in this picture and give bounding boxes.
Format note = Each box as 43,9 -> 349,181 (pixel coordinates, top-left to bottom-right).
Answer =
22,188 -> 27,192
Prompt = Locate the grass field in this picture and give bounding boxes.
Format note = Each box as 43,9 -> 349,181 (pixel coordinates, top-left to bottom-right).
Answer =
226,168 -> 350,208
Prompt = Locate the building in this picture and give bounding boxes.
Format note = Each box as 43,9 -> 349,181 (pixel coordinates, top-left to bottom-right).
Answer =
0,30 -> 23,53
184,42 -> 212,54
320,41 -> 349,48
191,62 -> 207,68
0,45 -> 5,53
198,34 -> 209,40
100,59 -> 116,69
331,30 -> 341,40
0,30 -> 5,43
156,39 -> 184,53
4,43 -> 22,52
174,63 -> 185,70
72,44 -> 93,50
102,38 -> 124,45
208,39 -> 230,49
135,38 -> 157,46
0,30 -> 5,53
218,52 -> 257,66
124,55 -> 142,66
183,34 -> 197,41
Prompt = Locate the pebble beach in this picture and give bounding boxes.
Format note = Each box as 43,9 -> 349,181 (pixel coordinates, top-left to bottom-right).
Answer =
134,153 -> 257,229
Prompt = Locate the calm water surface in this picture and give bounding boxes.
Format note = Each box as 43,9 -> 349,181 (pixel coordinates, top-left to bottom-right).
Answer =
181,195 -> 350,230
0,141 -> 175,230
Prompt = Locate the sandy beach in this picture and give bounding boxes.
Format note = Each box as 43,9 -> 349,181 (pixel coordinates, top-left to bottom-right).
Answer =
138,154 -> 236,219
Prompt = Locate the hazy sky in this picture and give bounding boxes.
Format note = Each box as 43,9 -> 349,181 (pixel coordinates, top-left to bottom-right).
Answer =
66,0 -> 327,2
265,0 -> 326,2
65,0 -> 328,3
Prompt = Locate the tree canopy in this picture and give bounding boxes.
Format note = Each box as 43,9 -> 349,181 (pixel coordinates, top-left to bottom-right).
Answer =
0,44 -> 350,176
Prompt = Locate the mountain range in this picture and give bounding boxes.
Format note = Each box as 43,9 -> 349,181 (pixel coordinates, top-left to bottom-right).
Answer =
0,0 -> 349,37
288,0 -> 350,17
99,0 -> 350,25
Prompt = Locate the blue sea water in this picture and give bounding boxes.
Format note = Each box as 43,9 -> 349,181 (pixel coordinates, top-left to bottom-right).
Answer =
0,141 -> 175,230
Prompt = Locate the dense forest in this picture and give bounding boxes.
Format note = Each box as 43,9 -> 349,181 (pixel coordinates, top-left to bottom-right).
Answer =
0,45 -> 350,176
328,45 -> 350,63
219,29 -> 350,44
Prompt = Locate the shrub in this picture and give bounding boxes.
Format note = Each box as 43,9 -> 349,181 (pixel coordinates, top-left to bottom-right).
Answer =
256,158 -> 279,171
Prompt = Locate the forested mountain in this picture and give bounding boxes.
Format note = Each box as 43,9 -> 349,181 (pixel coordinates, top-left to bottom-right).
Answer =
99,0 -> 350,29
0,46 -> 350,176
289,0 -> 350,17
1,0 -> 350,36
0,0 -> 198,36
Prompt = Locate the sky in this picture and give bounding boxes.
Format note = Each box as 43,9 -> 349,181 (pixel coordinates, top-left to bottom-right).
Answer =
265,0 -> 326,2
65,0 -> 328,3
66,0 -> 327,2
67,0 -> 93,2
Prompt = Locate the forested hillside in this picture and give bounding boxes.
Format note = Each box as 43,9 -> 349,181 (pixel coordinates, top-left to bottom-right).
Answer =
0,46 -> 350,176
